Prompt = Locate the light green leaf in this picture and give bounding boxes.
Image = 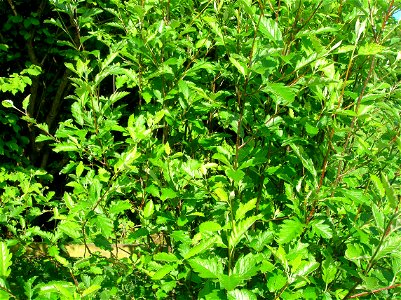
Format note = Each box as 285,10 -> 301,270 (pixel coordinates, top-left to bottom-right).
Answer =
219,274 -> 242,291
229,216 -> 260,249
143,200 -> 154,219
151,264 -> 176,280
311,220 -> 333,239
322,258 -> 337,285
381,173 -> 397,209
58,221 -> 81,239
372,204 -> 384,229
199,221 -> 222,232
22,94 -> 30,111
371,174 -> 385,198
226,168 -> 245,184
214,187 -> 228,202
277,218 -> 304,244
229,55 -> 247,77
227,289 -> 257,300
267,271 -> 287,292
1,100 -> 14,108
235,198 -> 257,221
358,43 -> 385,56
258,16 -> 282,43
81,284 -> 101,297
0,242 -> 12,278
264,82 -> 295,104
184,236 -> 218,259
232,253 -> 261,282
160,188 -> 177,201
188,257 -> 223,279
53,143 -> 79,153
154,252 -> 179,262
289,143 -> 317,183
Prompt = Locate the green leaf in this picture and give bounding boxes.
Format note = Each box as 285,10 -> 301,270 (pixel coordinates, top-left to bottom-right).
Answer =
226,168 -> 245,184
289,143 -> 317,183
267,271 -> 287,292
160,188 -> 177,201
219,274 -> 242,291
232,253 -> 261,282
0,242 -> 12,278
35,134 -> 54,143
372,204 -> 385,229
154,252 -> 179,262
322,258 -> 337,285
381,173 -> 397,209
264,82 -> 295,104
81,285 -> 101,297
94,215 -> 113,237
151,264 -> 176,280
235,198 -> 257,221
143,200 -> 154,219
214,187 -> 228,202
258,16 -> 282,43
277,218 -> 304,244
229,216 -> 260,249
311,220 -> 333,239
229,55 -> 247,77
22,94 -> 30,111
188,257 -> 223,279
53,142 -> 79,153
227,289 -> 257,300
371,174 -> 385,198
184,236 -> 218,259
1,100 -> 14,108
358,43 -> 385,56
199,221 -> 222,233
58,220 -> 81,239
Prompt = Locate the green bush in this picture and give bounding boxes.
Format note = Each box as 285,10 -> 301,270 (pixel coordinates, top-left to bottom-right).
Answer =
1,0 -> 401,299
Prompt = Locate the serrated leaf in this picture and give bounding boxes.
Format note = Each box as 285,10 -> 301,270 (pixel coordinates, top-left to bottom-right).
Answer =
214,187 -> 228,202
358,43 -> 385,56
232,253 -> 261,282
258,16 -> 282,43
381,173 -> 397,209
277,218 -> 304,244
58,220 -> 81,239
154,252 -> 179,262
264,82 -> 295,104
322,258 -> 337,285
267,271 -> 287,292
151,264 -> 176,280
293,261 -> 319,278
22,94 -> 30,111
371,174 -> 385,198
311,220 -> 333,239
227,289 -> 257,300
229,216 -> 260,249
35,134 -> 54,143
188,257 -> 223,279
94,215 -> 113,237
289,143 -> 317,183
0,242 -> 12,278
372,204 -> 385,229
199,221 -> 222,232
81,285 -> 101,297
226,168 -> 245,184
219,274 -> 242,291
53,143 -> 79,153
184,236 -> 218,259
235,198 -> 257,221
229,56 -> 247,77
76,161 -> 84,177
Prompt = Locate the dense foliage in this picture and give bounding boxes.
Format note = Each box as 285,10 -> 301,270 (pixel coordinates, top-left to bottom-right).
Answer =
1,0 -> 401,298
